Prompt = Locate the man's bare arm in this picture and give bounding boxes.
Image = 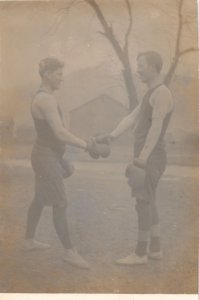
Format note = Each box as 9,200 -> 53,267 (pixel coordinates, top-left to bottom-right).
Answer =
110,103 -> 141,139
95,103 -> 141,144
137,89 -> 173,163
39,96 -> 87,149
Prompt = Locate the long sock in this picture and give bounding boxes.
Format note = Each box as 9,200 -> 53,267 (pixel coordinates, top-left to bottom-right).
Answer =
135,230 -> 149,256
135,241 -> 148,257
149,237 -> 160,252
135,199 -> 151,256
25,199 -> 43,239
52,205 -> 72,250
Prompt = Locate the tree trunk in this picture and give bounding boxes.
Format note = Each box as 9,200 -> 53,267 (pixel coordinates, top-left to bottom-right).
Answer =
122,64 -> 138,111
164,59 -> 178,86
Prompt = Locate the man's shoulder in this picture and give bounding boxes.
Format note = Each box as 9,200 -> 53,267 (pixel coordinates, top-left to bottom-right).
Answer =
150,84 -> 174,111
33,92 -> 56,109
151,84 -> 173,102
155,84 -> 172,97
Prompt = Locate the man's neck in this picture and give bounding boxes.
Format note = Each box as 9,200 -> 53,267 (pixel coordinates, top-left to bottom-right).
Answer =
40,82 -> 54,94
147,75 -> 162,89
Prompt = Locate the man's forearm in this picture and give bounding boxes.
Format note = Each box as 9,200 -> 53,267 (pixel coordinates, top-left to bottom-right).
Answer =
111,105 -> 140,139
57,129 -> 87,149
111,116 -> 135,139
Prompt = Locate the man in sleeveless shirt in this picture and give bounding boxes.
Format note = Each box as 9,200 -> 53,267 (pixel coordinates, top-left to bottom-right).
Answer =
97,51 -> 174,265
24,57 -> 91,269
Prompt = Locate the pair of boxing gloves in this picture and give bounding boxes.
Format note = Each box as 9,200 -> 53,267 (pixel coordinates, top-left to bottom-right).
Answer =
86,135 -> 112,159
61,135 -> 146,188
61,134 -> 112,178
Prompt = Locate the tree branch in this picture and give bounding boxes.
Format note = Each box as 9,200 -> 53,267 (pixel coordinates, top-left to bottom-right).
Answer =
164,46 -> 198,86
175,0 -> 184,57
85,0 -> 125,64
42,0 -> 81,37
124,0 -> 133,53
164,59 -> 179,86
84,0 -> 137,109
179,47 -> 199,57
164,0 -> 185,85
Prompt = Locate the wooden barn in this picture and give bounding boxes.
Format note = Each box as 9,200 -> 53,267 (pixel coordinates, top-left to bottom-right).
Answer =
69,94 -> 132,145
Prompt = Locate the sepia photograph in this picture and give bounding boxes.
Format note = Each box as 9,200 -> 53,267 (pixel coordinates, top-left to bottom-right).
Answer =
0,0 -> 198,297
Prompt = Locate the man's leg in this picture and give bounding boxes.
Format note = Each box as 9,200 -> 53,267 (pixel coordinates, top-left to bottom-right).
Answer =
52,205 -> 72,250
52,204 -> 90,269
134,161 -> 162,258
135,198 -> 151,257
148,157 -> 166,258
24,198 -> 49,250
116,166 -> 156,265
149,201 -> 161,255
25,199 -> 43,239
116,197 -> 150,265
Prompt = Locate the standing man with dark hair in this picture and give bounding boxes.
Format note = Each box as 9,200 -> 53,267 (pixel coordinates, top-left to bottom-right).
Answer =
96,51 -> 174,265
24,57 -> 92,269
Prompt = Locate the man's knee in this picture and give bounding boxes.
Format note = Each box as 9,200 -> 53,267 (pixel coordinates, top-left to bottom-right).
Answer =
135,198 -> 150,213
53,203 -> 67,216
135,198 -> 151,230
30,198 -> 43,210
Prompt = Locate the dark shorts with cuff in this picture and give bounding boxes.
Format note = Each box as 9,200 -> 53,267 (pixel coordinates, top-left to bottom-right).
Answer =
31,144 -> 67,207
134,146 -> 167,203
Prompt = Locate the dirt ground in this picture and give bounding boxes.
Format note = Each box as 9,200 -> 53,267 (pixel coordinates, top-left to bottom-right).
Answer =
0,161 -> 198,294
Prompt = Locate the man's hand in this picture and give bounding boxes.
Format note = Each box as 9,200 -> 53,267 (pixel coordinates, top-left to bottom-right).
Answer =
125,161 -> 146,197
86,138 -> 100,159
86,137 -> 111,159
61,159 -> 75,178
94,134 -> 114,145
133,157 -> 147,169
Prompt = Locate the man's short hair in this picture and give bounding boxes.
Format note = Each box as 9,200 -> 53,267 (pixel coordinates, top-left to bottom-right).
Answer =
39,57 -> 64,77
137,51 -> 163,73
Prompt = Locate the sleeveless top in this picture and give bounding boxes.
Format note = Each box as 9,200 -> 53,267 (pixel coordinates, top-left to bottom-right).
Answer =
134,84 -> 172,158
31,90 -> 65,156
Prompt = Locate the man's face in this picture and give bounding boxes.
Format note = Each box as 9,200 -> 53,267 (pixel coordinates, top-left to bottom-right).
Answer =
136,56 -> 154,84
47,67 -> 64,90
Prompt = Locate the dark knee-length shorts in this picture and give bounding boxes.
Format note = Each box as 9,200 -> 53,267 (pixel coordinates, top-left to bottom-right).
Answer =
31,144 -> 67,207
134,147 -> 167,203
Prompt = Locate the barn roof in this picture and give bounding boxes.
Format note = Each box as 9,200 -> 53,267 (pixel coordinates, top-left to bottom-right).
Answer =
70,93 -> 127,113
58,64 -> 129,111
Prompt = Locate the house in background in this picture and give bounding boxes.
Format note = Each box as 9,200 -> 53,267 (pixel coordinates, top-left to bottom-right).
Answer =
70,94 -> 132,145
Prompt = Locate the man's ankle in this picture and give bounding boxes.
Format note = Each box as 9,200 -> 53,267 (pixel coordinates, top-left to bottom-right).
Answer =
149,236 -> 161,253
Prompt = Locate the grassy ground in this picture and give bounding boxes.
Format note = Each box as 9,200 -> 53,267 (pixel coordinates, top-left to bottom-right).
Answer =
2,139 -> 199,166
0,161 -> 198,293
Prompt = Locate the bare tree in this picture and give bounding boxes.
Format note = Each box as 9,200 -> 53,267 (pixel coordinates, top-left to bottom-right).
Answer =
163,0 -> 198,85
58,0 -> 197,109
84,0 -> 138,110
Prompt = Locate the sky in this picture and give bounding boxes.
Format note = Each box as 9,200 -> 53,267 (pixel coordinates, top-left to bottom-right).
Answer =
0,0 -> 197,84
0,0 -> 198,119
